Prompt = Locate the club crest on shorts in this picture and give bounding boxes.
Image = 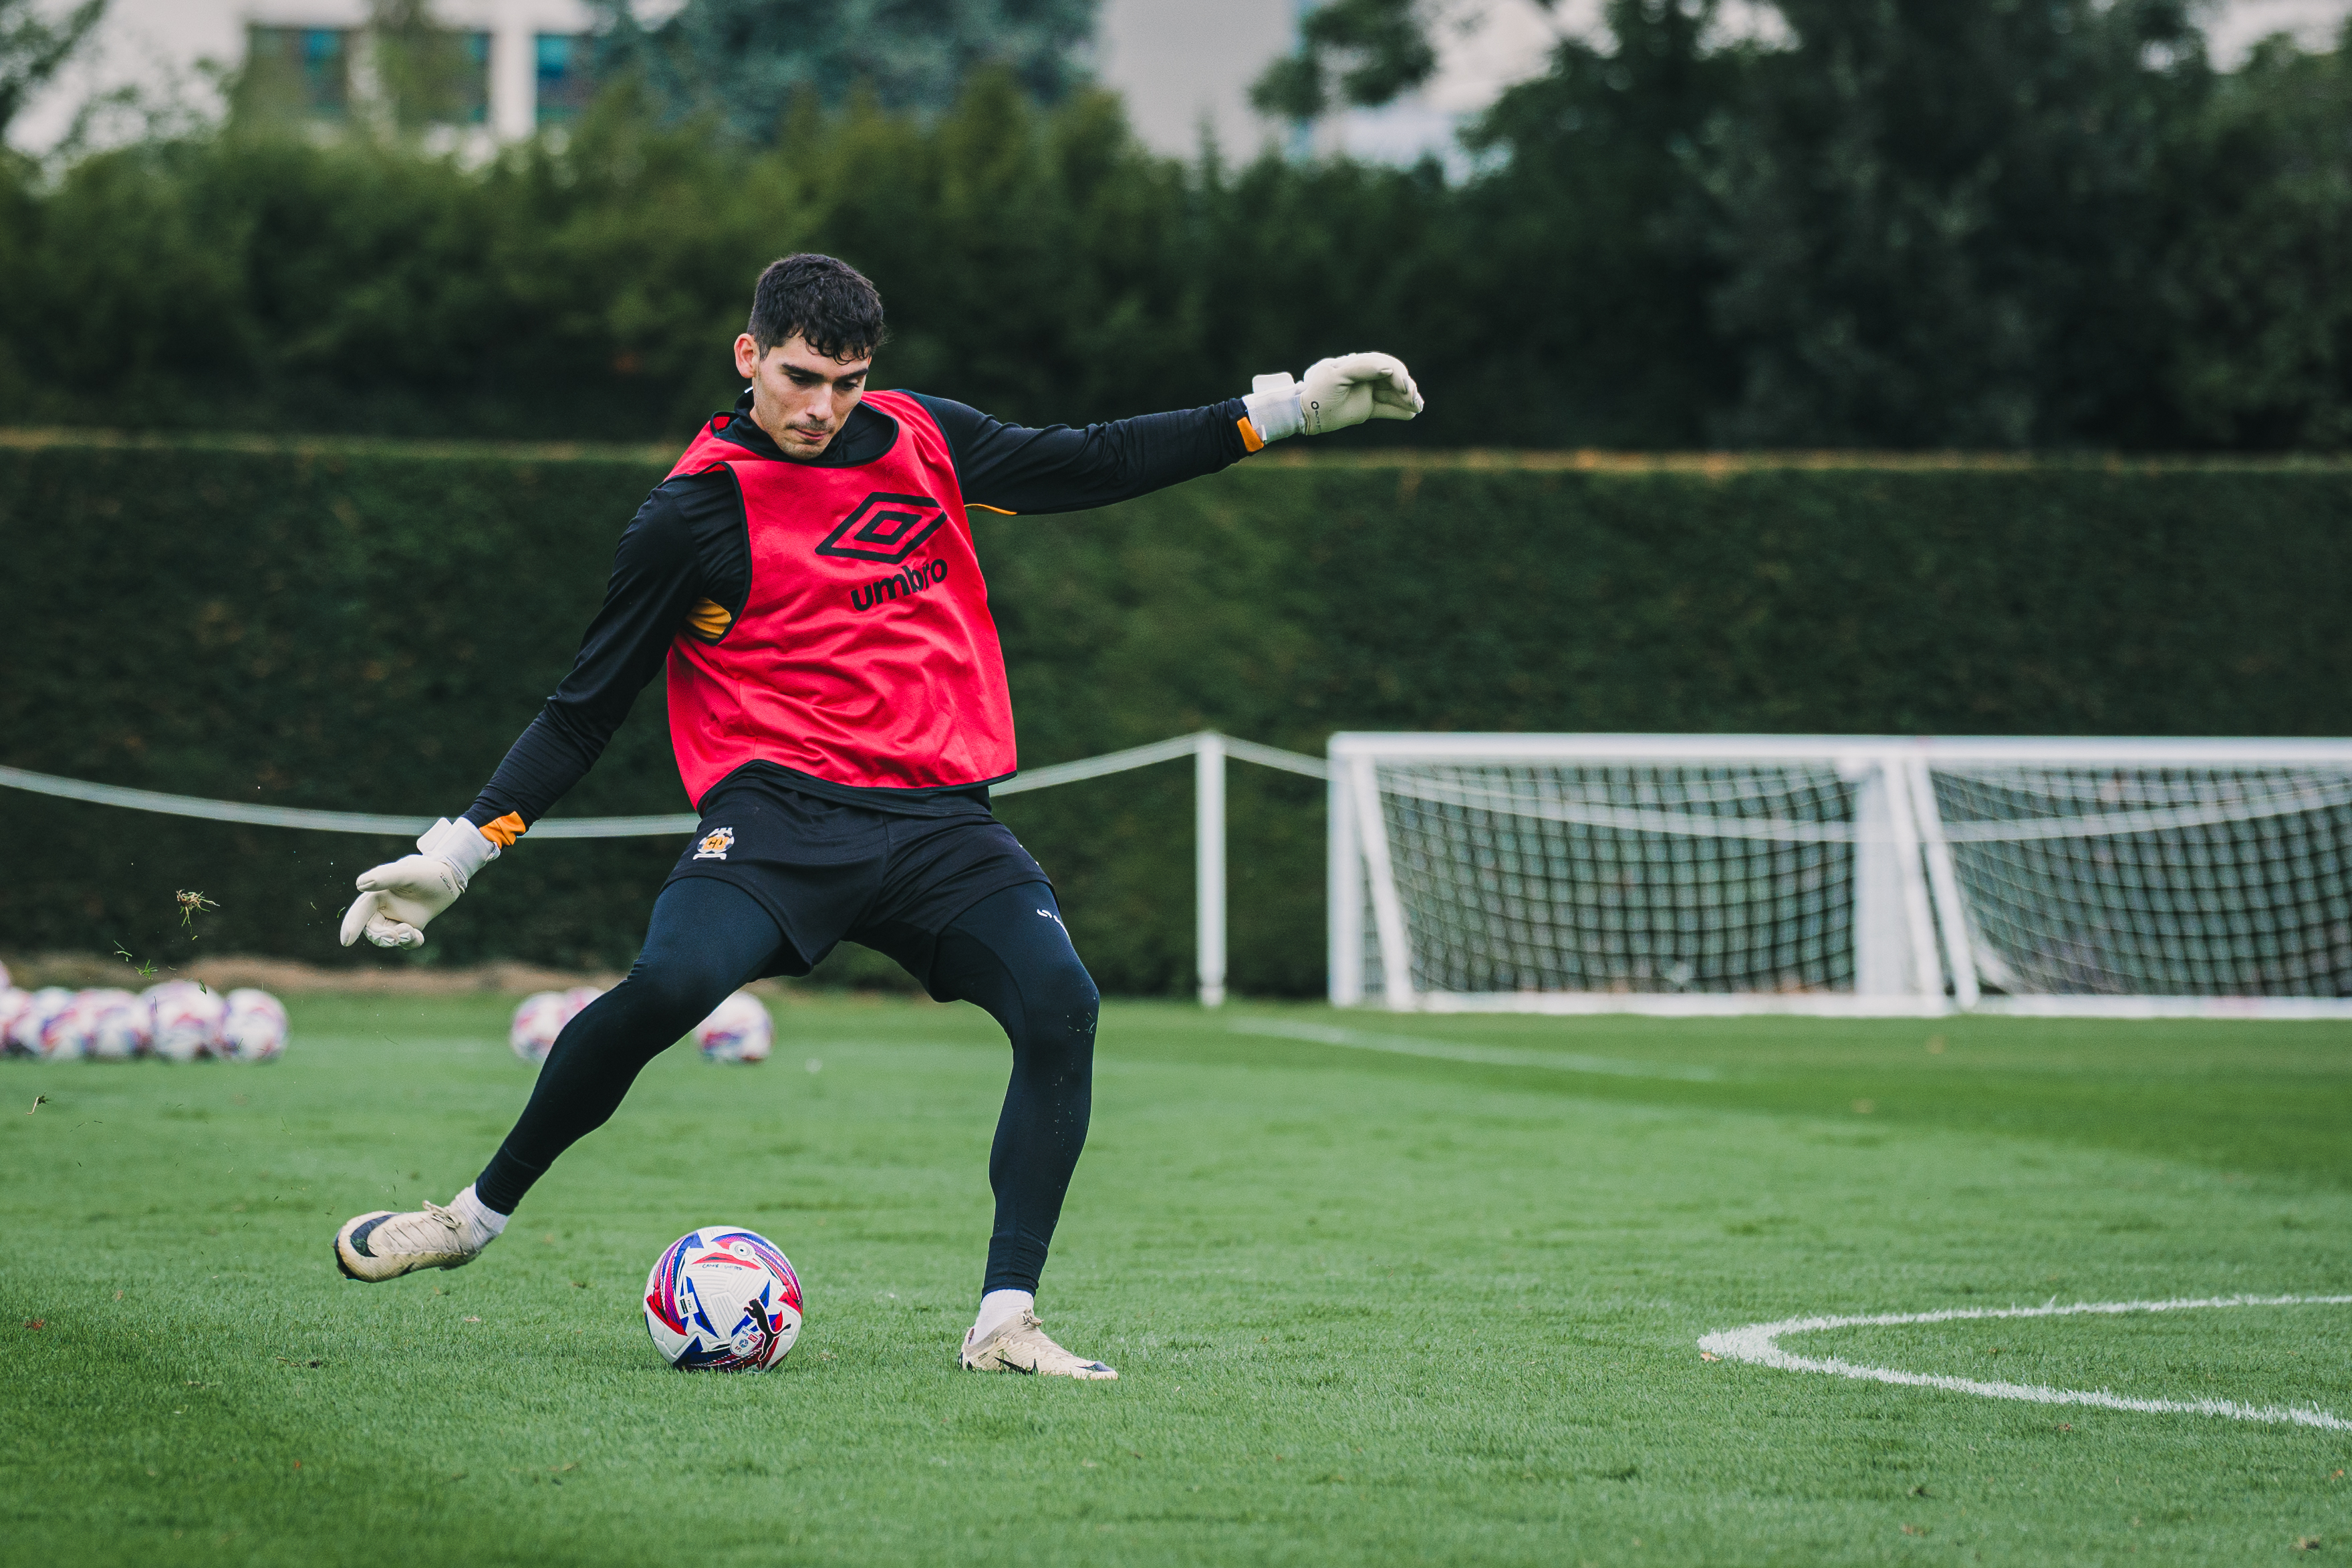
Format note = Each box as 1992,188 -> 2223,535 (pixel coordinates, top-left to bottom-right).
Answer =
694,827 -> 736,861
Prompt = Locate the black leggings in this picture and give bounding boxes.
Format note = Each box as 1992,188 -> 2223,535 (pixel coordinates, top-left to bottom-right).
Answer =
474,878 -> 1098,1295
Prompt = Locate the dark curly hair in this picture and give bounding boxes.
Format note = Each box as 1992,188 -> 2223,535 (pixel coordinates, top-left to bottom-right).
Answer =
746,253 -> 887,362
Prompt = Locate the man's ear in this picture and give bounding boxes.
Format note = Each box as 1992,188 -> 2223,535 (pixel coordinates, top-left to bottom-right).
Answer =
733,334 -> 763,378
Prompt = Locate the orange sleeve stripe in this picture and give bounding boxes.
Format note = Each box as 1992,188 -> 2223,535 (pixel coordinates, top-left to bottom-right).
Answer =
1236,416 -> 1265,454
479,811 -> 527,848
968,503 -> 1018,516
685,598 -> 733,641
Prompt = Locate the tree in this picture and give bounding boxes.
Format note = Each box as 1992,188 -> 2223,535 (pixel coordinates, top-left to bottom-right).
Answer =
590,0 -> 1099,139
2153,30 -> 2352,448
368,0 -> 491,130
1454,0 -> 1748,445
1695,0 -> 2210,447
1251,0 -> 1441,123
0,0 -> 105,137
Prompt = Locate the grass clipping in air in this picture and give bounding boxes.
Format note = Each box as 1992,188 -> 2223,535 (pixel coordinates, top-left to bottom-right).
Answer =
3,996 -> 2349,1564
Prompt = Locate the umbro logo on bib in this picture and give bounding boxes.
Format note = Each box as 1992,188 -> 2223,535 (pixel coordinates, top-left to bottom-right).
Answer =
817,491 -> 948,565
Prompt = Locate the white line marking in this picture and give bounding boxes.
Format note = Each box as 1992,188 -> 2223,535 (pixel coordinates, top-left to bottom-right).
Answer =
1699,1294 -> 2352,1430
1227,1019 -> 1720,1081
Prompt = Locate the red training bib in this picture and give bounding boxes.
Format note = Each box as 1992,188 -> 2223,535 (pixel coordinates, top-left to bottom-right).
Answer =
662,392 -> 1018,805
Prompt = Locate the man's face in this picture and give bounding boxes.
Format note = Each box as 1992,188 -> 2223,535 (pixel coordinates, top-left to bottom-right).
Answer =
733,332 -> 871,459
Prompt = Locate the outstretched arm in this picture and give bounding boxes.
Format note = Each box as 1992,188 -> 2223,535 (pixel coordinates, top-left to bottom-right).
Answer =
912,395 -> 1255,516
340,479 -> 728,949
917,352 -> 1422,515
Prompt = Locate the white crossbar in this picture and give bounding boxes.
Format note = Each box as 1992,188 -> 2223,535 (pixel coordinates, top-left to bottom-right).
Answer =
1329,733 -> 2352,766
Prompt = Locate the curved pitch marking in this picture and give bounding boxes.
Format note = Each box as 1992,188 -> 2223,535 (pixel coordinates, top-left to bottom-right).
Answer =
1698,1294 -> 2352,1430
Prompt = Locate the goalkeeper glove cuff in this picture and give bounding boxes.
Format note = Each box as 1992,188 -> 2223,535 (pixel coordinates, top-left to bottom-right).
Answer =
1243,373 -> 1305,446
423,815 -> 500,884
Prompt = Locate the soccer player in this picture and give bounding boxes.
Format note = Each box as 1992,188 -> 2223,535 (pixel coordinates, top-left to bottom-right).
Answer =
330,254 -> 1421,1379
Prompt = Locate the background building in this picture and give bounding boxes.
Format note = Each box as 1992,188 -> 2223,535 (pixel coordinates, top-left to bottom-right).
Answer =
11,0 -> 607,150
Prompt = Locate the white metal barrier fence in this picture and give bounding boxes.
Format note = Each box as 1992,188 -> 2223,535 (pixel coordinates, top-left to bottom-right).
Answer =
1,733 -> 1326,1008
27,732 -> 2346,1017
1329,733 -> 2352,1019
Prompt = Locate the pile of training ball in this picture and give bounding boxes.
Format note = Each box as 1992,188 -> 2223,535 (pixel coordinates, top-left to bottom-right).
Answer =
509,985 -> 773,1065
0,962 -> 288,1062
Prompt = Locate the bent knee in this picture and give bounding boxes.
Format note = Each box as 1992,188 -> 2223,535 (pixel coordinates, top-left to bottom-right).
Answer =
1027,958 -> 1099,1047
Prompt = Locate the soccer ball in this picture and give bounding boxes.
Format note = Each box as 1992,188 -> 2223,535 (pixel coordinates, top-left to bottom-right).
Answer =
16,987 -> 77,1058
509,987 -> 602,1064
643,1226 -> 803,1371
509,991 -> 571,1063
145,981 -> 228,1063
76,989 -> 150,1061
221,989 -> 289,1062
693,991 -> 773,1063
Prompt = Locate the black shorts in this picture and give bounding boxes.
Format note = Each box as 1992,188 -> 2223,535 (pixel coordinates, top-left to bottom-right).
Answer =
664,769 -> 1048,983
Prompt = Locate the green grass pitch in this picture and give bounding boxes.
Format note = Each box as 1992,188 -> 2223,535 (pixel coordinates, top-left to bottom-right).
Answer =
3,995 -> 2350,1564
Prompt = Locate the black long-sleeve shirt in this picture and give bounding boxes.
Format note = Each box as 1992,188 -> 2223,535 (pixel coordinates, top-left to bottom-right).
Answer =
464,390 -> 1254,829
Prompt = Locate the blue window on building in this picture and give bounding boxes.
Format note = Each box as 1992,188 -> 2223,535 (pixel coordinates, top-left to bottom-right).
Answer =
536,33 -> 596,126
247,25 -> 353,120
453,31 -> 492,125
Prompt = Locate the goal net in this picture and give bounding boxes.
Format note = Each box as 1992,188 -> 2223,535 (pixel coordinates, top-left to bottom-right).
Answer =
1328,735 -> 2352,1017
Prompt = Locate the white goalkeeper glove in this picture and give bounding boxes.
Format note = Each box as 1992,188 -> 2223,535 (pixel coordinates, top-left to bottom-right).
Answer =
339,817 -> 500,950
1241,352 -> 1424,446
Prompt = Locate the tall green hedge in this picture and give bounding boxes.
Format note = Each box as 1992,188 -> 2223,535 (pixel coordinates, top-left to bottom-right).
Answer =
3,434 -> 2348,994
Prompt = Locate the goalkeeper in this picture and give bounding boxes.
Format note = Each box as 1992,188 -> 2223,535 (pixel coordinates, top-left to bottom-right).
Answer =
331,253 -> 1422,1380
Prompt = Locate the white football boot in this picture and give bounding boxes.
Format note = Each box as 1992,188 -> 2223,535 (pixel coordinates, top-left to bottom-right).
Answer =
334,1194 -> 500,1283
959,1309 -> 1119,1380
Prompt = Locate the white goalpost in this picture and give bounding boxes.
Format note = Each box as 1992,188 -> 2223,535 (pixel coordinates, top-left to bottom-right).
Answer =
1328,734 -> 2352,1019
